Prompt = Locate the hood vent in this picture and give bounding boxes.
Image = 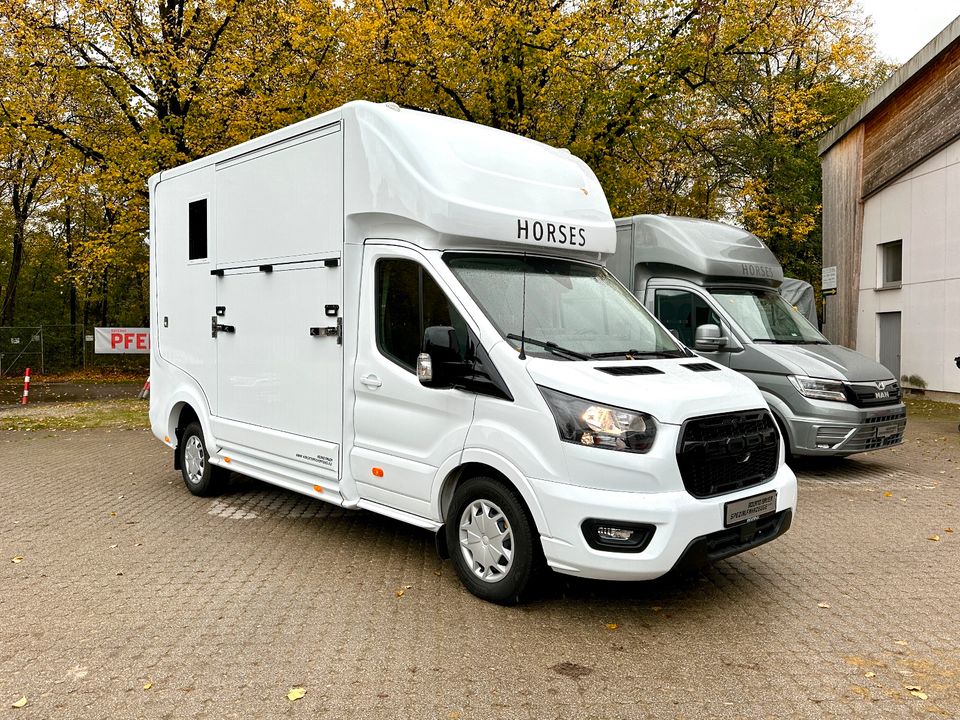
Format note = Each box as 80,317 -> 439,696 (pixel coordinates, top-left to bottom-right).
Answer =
683,363 -> 720,372
596,365 -> 664,377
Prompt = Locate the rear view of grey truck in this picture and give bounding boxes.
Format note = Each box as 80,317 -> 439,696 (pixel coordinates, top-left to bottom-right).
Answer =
610,215 -> 906,458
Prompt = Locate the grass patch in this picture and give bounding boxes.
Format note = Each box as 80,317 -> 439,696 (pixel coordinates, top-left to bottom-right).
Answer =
904,394 -> 960,421
0,399 -> 149,431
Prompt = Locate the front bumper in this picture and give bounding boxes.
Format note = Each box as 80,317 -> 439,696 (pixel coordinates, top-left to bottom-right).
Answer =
785,402 -> 906,456
533,462 -> 797,582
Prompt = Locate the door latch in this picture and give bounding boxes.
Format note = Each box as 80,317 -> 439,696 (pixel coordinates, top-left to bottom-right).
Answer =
211,317 -> 236,337
309,317 -> 342,344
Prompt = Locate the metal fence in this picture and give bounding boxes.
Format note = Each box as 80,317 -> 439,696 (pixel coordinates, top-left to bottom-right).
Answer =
0,325 -> 149,377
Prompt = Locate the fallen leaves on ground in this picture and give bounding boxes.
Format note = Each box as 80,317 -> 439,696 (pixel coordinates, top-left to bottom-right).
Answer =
884,492 -> 893,497
905,685 -> 928,700
143,682 -> 152,690
928,535 -> 941,542
605,623 -> 619,630
287,687 -> 306,702
817,602 -> 831,609
865,671 -> 876,678
11,697 -> 27,708
11,556 -> 23,564
395,584 -> 412,598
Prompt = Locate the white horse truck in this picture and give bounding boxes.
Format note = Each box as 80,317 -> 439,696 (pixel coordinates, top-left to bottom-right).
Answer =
149,101 -> 797,603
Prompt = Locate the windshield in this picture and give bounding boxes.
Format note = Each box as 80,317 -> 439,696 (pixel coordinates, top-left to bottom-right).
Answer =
445,254 -> 684,360
711,288 -> 827,344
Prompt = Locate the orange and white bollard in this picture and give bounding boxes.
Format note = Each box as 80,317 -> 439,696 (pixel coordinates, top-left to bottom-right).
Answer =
21,368 -> 30,405
137,376 -> 151,400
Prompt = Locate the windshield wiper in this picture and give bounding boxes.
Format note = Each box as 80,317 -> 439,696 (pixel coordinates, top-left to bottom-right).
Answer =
591,349 -> 688,359
506,334 -> 590,360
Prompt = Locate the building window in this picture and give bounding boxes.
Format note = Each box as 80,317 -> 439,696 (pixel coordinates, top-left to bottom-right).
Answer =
188,199 -> 208,260
879,240 -> 902,289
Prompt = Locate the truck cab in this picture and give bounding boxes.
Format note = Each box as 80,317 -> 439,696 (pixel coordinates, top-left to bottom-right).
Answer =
612,215 -> 907,457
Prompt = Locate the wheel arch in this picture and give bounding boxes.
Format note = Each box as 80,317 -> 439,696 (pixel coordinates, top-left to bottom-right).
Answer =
432,449 -> 550,538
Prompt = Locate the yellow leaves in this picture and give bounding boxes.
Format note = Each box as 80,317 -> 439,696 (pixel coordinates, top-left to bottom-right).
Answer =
143,682 -> 153,690
817,602 -> 831,609
287,687 -> 306,702
11,697 -> 27,709
905,685 -> 928,700
884,492 -> 893,497
927,535 -> 941,542
11,556 -> 24,563
605,623 -> 619,631
395,584 -> 412,598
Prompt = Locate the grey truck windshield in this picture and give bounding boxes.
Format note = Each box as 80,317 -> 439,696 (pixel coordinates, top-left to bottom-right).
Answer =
711,288 -> 827,344
445,254 -> 685,360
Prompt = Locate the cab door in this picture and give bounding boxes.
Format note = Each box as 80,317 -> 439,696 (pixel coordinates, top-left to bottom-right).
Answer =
649,284 -> 732,366
351,244 -> 476,519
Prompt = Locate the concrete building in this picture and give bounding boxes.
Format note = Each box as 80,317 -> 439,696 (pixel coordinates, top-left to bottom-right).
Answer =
820,15 -> 960,400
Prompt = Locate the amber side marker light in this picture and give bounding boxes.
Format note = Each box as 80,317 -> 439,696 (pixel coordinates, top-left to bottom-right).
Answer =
223,457 -> 231,464
313,485 -> 324,493
372,467 -> 384,477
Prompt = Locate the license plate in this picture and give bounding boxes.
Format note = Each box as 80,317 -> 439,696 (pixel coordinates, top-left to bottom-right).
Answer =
724,491 -> 777,527
876,423 -> 899,439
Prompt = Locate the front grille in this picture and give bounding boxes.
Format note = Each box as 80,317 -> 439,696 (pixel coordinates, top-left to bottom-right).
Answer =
596,365 -> 664,376
845,380 -> 902,407
843,414 -> 907,452
676,410 -> 779,498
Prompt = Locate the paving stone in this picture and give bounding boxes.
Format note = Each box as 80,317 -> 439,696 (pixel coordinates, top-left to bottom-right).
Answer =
0,417 -> 958,718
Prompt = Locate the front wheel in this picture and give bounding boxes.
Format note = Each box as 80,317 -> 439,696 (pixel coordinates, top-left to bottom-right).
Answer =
179,421 -> 228,496
446,476 -> 542,605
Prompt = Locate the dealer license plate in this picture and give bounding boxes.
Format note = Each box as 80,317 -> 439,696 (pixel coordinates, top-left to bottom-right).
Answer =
876,423 -> 899,439
724,491 -> 777,527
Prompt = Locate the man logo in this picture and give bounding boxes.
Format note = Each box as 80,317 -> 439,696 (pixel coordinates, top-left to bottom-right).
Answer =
874,380 -> 890,400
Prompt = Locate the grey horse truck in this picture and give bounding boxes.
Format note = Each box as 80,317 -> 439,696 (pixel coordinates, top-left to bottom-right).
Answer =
610,215 -> 906,458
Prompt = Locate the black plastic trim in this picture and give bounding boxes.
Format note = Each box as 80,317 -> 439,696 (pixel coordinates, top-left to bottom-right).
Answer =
673,509 -> 792,572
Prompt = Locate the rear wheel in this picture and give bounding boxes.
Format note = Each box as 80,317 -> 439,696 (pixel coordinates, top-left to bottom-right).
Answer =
446,476 -> 541,605
179,421 -> 227,496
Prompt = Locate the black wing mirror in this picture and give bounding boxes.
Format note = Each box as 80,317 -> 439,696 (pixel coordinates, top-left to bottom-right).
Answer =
418,326 -> 466,387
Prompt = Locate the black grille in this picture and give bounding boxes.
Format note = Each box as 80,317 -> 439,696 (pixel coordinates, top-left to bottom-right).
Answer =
682,363 -> 720,372
596,365 -> 664,376
676,410 -> 779,498
844,380 -> 901,407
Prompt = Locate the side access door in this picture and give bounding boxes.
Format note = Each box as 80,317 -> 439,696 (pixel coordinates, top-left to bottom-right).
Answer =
351,244 -> 477,519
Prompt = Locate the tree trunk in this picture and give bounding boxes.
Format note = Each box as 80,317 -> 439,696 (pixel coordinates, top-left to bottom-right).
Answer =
0,217 -> 26,325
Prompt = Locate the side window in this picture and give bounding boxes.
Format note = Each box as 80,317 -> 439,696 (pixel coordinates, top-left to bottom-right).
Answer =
376,258 -> 468,371
188,199 -> 208,260
654,289 -> 720,346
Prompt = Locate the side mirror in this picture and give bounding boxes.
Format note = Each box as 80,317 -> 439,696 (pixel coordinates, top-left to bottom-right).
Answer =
418,326 -> 465,387
694,324 -> 726,352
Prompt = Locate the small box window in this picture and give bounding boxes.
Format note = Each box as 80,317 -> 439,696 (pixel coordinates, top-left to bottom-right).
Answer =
879,240 -> 901,288
189,199 -> 208,260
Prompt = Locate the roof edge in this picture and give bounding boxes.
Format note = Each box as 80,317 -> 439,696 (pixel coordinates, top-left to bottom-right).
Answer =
818,14 -> 960,156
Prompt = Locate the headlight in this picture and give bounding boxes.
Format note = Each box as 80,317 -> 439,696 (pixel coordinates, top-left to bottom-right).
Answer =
788,375 -> 848,402
539,387 -> 657,453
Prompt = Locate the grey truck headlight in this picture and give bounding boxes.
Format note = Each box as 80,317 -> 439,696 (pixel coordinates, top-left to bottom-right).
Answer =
539,387 -> 657,453
788,375 -> 847,402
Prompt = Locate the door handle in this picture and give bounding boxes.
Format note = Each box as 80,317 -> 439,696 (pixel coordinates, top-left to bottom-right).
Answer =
360,374 -> 382,389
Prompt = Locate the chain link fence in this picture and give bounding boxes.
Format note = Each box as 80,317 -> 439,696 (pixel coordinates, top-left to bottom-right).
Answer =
0,325 -> 149,377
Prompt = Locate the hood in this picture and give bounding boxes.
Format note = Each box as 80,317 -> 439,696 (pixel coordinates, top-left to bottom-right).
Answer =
524,357 -> 767,426
757,344 -> 896,382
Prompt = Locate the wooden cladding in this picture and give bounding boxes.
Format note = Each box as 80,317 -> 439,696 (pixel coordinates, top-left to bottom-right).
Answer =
821,127 -> 864,349
862,38 -> 960,197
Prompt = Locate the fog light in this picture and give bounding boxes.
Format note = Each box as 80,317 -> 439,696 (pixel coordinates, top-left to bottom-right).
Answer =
597,526 -> 635,542
582,519 -> 655,553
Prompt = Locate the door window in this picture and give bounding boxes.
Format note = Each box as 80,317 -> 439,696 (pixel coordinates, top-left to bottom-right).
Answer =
376,258 -> 468,372
654,289 -> 721,346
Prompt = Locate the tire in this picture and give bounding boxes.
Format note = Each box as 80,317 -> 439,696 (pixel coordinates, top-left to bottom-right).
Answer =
178,421 -> 227,496
445,476 -> 542,605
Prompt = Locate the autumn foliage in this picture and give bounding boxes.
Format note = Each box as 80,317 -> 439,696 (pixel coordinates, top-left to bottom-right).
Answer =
0,0 -> 889,328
